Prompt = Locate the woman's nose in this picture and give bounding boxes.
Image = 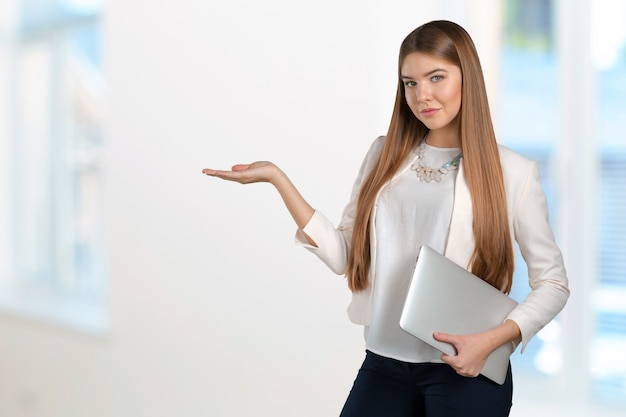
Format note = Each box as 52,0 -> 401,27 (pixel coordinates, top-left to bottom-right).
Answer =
417,84 -> 431,101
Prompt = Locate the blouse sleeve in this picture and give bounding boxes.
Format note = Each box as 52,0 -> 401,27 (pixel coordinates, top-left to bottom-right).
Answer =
294,136 -> 385,275
506,160 -> 570,353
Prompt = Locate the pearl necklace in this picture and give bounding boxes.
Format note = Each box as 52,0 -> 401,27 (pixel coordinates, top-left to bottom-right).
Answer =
410,142 -> 463,183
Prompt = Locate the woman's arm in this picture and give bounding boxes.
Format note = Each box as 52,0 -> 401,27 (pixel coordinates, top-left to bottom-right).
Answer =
507,160 -> 569,352
202,136 -> 386,275
202,162 -> 317,245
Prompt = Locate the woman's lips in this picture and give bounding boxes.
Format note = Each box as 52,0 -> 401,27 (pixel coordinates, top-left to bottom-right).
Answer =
421,108 -> 439,117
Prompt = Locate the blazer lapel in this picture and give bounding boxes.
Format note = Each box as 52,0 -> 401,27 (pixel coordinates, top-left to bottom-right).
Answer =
445,162 -> 475,269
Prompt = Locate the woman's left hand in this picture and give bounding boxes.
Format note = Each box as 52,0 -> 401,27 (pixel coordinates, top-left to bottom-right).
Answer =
433,332 -> 491,377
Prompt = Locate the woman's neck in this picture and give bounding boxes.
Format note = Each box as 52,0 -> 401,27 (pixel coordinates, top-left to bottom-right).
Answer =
425,123 -> 460,148
425,131 -> 460,148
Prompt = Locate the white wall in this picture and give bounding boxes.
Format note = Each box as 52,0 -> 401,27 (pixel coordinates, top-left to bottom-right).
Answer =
0,1 -> 545,416
102,2 -> 446,415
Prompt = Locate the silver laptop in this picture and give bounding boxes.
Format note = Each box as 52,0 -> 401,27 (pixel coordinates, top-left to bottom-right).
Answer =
399,245 -> 518,385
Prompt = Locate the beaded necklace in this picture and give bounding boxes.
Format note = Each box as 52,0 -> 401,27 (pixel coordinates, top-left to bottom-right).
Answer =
410,142 -> 463,183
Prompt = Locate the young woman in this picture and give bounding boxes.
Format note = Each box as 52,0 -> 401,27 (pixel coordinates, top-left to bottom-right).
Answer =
202,20 -> 569,417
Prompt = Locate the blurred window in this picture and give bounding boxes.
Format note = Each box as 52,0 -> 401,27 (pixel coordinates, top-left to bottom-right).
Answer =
590,0 -> 626,404
500,0 -> 626,407
0,0 -> 107,332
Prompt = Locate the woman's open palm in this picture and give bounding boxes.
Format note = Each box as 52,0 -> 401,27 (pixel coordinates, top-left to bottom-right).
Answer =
202,161 -> 278,184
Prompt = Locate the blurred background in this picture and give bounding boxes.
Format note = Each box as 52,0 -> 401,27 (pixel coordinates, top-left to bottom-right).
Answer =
0,0 -> 624,416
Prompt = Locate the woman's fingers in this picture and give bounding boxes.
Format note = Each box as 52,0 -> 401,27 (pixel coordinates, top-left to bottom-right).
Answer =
433,332 -> 489,377
204,169 -> 248,182
202,161 -> 277,184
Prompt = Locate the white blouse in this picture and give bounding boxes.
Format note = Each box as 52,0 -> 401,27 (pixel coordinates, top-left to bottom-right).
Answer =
365,144 -> 461,363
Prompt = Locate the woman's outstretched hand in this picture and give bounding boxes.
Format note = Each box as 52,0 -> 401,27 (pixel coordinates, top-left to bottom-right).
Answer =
202,161 -> 279,185
202,161 -> 316,236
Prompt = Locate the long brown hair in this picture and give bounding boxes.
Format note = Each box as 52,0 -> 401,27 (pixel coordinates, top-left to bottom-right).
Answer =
346,20 -> 514,294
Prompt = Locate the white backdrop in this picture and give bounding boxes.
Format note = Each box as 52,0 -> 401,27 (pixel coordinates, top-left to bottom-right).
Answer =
106,2 -> 456,415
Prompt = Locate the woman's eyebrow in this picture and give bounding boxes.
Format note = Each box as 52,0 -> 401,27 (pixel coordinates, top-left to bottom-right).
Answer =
401,68 -> 449,79
424,68 -> 448,76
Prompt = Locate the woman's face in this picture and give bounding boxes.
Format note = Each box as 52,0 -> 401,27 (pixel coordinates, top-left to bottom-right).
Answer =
400,52 -> 462,138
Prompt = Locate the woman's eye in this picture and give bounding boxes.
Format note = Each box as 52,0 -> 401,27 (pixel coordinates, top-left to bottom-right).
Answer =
404,81 -> 417,87
431,75 -> 444,82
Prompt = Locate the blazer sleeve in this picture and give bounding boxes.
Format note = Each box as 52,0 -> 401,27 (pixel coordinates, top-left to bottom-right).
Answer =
294,136 -> 385,275
506,160 -> 570,353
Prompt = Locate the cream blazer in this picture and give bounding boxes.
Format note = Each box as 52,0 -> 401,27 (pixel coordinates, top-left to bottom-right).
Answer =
297,136 -> 570,352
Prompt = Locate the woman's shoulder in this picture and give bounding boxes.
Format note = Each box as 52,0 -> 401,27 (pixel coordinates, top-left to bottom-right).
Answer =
496,144 -> 541,195
370,135 -> 387,153
361,135 -> 387,163
497,143 -> 535,170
